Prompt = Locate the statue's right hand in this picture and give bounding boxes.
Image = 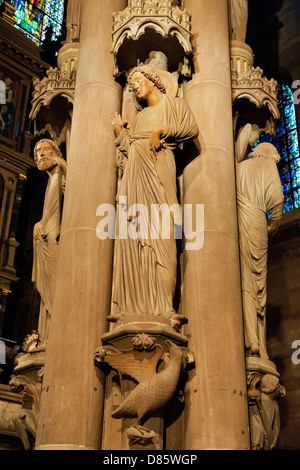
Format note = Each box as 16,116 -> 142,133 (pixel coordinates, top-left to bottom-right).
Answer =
33,221 -> 44,240
268,220 -> 279,237
111,112 -> 127,137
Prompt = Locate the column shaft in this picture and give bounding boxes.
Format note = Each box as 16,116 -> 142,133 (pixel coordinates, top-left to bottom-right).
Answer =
35,0 -> 127,450
182,0 -> 250,450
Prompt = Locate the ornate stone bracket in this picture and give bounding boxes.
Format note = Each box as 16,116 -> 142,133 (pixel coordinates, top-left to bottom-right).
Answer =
8,332 -> 45,450
94,316 -> 194,450
247,367 -> 286,450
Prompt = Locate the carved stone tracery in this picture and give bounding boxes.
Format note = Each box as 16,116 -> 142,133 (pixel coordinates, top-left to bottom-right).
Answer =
231,41 -> 279,122
31,67 -> 76,114
231,41 -> 280,164
111,0 -> 192,78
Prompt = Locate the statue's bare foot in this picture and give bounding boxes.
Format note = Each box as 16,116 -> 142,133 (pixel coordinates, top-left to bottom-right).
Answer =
107,313 -> 122,322
170,313 -> 188,325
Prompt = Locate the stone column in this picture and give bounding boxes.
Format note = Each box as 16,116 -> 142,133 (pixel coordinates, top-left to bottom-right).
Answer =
182,0 -> 250,449
35,0 -> 127,450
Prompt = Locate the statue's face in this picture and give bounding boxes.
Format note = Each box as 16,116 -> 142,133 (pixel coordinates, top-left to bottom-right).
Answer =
35,141 -> 57,172
130,72 -> 154,101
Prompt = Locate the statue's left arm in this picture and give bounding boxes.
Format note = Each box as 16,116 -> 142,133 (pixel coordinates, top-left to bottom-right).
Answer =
161,96 -> 199,145
55,157 -> 67,178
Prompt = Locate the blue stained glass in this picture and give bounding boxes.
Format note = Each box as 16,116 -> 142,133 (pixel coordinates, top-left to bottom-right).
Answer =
292,171 -> 300,189
294,189 -> 300,209
40,0 -> 64,42
254,84 -> 300,212
278,163 -> 291,193
276,119 -> 286,138
279,139 -> 290,161
284,196 -> 294,212
281,85 -> 294,105
288,130 -> 300,157
11,0 -> 65,46
290,159 -> 300,172
285,106 -> 297,133
291,156 -> 300,188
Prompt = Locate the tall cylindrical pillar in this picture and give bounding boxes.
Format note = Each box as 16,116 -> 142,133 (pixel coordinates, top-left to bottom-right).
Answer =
35,0 -> 127,450
182,0 -> 250,449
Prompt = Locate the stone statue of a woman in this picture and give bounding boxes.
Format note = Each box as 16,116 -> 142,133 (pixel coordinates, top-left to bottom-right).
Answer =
110,66 -> 198,324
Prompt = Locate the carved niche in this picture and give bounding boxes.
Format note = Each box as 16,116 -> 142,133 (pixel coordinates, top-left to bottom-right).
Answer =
111,0 -> 192,80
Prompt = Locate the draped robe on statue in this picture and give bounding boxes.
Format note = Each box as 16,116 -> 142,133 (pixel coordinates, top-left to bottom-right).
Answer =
236,157 -> 284,357
112,94 -> 198,319
32,171 -> 64,346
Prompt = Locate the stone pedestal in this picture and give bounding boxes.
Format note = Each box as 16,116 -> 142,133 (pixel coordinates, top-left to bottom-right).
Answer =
181,0 -> 250,450
34,0 -> 127,451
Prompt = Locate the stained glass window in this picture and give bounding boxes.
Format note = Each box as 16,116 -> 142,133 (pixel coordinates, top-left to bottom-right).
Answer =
11,0 -> 64,46
254,84 -> 300,212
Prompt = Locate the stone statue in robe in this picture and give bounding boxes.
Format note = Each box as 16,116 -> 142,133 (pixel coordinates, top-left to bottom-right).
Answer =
236,142 -> 284,358
32,139 -> 67,348
229,0 -> 248,42
111,66 -> 198,325
66,0 -> 82,43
